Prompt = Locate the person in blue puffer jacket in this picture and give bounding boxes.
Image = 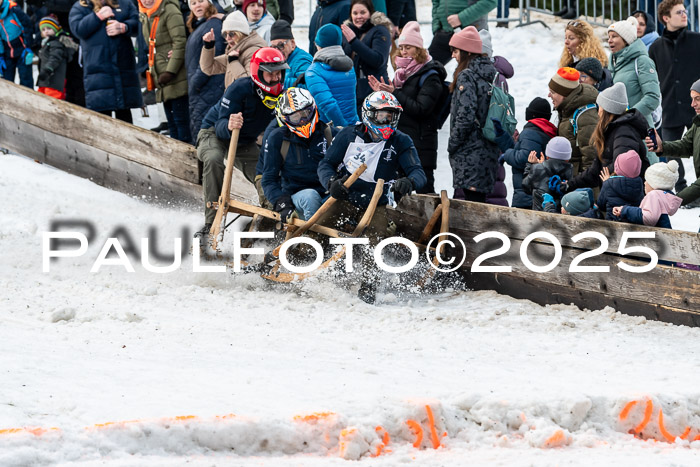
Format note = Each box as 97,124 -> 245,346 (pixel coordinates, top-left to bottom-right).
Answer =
497,97 -> 557,209
305,23 -> 358,127
69,0 -> 143,122
268,19 -> 311,89
308,0 -> 350,56
185,0 -> 226,139
0,0 -> 34,88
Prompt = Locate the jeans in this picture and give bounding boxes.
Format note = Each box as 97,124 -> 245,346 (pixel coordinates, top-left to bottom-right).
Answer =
2,55 -> 33,88
292,189 -> 324,220
497,0 -> 510,19
163,95 -> 193,144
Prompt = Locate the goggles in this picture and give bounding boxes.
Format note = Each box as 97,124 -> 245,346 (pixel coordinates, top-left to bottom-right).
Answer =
369,109 -> 400,125
285,107 -> 315,126
260,94 -> 279,109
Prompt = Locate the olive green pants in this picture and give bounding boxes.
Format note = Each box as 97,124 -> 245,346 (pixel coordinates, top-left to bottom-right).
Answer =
196,127 -> 263,224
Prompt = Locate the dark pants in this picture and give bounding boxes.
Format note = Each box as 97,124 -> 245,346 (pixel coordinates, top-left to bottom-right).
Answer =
428,30 -> 454,66
2,54 -> 33,88
454,188 -> 487,203
660,125 -> 688,191
164,94 -> 193,144
99,109 -> 133,124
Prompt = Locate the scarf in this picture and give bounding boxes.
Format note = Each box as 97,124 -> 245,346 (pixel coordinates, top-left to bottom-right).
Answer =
139,0 -> 164,17
313,45 -> 345,63
393,55 -> 430,89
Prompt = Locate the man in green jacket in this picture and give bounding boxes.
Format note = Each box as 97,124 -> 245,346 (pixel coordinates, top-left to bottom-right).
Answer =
646,79 -> 700,208
429,0 -> 496,65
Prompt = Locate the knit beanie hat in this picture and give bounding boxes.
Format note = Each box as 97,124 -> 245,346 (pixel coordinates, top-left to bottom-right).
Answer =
525,97 -> 551,121
242,0 -> 266,14
478,29 -> 493,57
270,19 -> 293,41
315,23 -> 342,48
614,150 -> 642,178
223,11 -> 250,34
607,16 -> 638,45
39,15 -> 62,35
397,21 -> 423,49
645,160 -> 679,190
545,136 -> 572,160
549,67 -> 580,96
575,57 -> 604,82
448,26 -> 482,55
691,78 -> 700,94
597,82 -> 628,115
561,189 -> 593,215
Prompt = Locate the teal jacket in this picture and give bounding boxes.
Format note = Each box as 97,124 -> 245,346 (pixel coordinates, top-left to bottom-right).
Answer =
609,39 -> 661,128
431,0 -> 497,33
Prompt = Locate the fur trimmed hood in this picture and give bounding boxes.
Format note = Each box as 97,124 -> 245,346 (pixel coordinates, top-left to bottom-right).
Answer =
343,11 -> 393,33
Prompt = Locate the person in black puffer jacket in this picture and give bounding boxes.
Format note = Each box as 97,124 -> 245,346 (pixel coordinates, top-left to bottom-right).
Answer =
341,0 -> 392,114
566,83 -> 650,192
368,21 -> 446,194
185,0 -> 225,139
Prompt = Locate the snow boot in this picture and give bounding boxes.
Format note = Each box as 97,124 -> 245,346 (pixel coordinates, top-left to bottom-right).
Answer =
561,9 -> 578,19
194,223 -> 212,238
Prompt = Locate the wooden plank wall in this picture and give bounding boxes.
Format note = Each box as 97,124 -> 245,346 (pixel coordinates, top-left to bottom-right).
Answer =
0,79 -> 258,205
389,195 -> 700,325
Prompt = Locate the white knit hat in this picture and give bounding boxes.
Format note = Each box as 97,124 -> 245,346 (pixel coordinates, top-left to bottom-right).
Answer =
645,160 -> 680,190
222,11 -> 249,34
607,16 -> 638,45
545,136 -> 572,160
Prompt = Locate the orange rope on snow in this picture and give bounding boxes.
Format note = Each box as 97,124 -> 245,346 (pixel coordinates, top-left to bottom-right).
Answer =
619,400 -> 638,420
633,400 -> 653,434
406,420 -> 423,448
425,405 -> 441,449
373,426 -> 391,457
658,409 -> 691,443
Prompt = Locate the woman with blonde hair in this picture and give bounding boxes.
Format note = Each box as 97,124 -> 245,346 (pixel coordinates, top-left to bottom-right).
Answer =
558,19 -> 608,68
199,10 -> 266,88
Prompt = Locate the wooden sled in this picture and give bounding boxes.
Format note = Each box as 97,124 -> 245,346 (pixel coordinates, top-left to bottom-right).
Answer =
261,178 -> 386,283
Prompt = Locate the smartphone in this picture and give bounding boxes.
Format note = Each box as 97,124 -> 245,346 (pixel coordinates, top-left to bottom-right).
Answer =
647,128 -> 658,150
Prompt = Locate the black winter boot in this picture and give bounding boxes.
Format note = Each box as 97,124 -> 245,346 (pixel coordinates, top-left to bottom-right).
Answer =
358,281 -> 377,304
194,223 -> 212,238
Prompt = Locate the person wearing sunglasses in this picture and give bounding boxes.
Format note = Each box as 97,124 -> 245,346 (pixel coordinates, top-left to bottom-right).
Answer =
558,19 -> 608,69
317,91 -> 426,303
194,47 -> 288,238
261,87 -> 340,222
269,19 -> 312,90
649,0 -> 700,195
199,10 -> 266,89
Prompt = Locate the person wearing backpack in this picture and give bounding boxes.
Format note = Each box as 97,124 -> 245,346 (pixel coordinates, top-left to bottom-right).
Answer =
548,67 -> 599,175
262,88 -> 339,221
0,0 -> 34,88
368,21 -> 447,194
446,26 -> 499,203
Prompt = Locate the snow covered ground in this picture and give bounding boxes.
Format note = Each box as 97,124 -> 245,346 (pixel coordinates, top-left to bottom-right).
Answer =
2,5 -> 700,466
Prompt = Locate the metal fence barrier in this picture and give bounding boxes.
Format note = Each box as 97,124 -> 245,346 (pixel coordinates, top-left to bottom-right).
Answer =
524,0 -> 698,32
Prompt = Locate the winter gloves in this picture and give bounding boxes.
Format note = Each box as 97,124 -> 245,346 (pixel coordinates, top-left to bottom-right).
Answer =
491,117 -> 504,137
158,71 -> 174,86
392,178 -> 414,196
329,175 -> 350,200
37,70 -> 50,82
274,195 -> 295,223
542,193 -> 555,209
21,48 -> 34,66
548,175 -> 567,196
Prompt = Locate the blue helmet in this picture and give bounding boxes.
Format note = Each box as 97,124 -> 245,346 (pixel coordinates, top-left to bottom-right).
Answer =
361,91 -> 402,140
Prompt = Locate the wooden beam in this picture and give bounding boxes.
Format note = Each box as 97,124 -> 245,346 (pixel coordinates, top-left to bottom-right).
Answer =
397,195 -> 700,264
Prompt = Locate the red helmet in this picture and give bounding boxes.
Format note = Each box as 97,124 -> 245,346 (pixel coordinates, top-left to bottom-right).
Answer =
250,47 -> 289,97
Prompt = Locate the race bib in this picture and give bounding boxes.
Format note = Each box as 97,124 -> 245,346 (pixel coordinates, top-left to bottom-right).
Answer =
343,137 -> 385,183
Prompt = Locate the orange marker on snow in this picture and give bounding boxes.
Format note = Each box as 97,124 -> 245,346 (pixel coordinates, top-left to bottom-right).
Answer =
406,420 -> 423,448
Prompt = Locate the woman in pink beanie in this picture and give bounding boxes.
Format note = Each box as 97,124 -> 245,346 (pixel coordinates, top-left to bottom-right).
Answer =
446,26 -> 500,202
367,21 -> 447,193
